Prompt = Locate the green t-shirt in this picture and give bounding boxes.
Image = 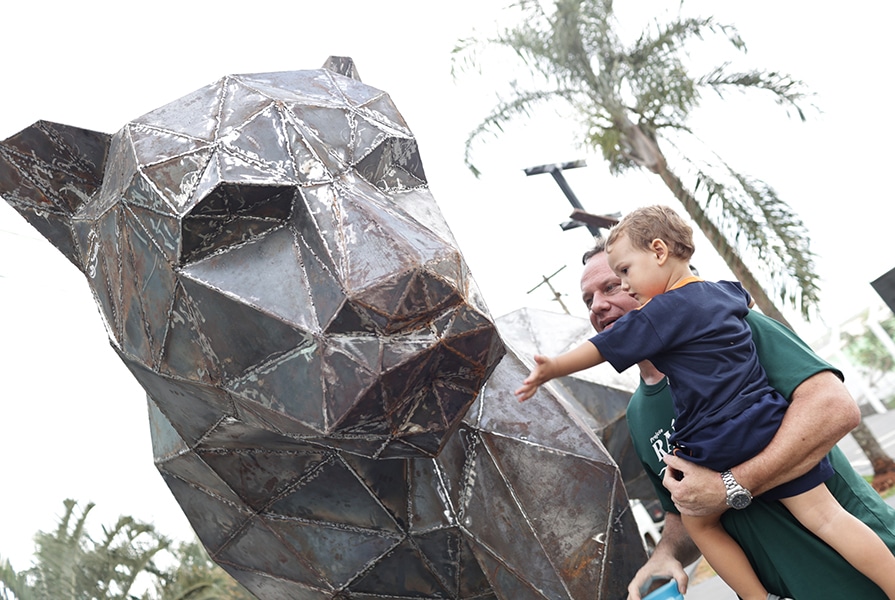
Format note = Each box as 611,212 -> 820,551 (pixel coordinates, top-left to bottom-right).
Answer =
626,310 -> 895,599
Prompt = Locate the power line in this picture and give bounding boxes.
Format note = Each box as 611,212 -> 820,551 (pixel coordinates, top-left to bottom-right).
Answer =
527,265 -> 570,315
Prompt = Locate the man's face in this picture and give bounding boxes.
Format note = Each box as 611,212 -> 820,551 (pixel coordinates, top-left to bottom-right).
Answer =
580,250 -> 641,333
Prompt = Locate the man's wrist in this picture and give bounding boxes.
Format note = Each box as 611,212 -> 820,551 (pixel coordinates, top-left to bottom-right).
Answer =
728,459 -> 770,497
720,469 -> 753,510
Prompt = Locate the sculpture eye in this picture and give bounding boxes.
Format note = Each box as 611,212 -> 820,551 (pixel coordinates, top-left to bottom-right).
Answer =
180,183 -> 293,264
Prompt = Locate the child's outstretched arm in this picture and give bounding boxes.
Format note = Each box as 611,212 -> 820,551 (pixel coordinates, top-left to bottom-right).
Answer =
514,341 -> 604,401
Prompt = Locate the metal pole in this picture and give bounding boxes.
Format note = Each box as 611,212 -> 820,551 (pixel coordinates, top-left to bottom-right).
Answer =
524,160 -> 606,237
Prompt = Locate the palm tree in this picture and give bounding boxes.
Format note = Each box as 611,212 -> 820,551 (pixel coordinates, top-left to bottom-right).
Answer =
453,0 -> 895,492
454,0 -> 818,325
0,499 -> 170,600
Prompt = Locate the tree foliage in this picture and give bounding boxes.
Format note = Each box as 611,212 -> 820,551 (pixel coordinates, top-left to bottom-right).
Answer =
0,500 -> 253,600
150,540 -> 255,600
838,313 -> 895,483
842,314 -> 895,393
454,0 -> 820,323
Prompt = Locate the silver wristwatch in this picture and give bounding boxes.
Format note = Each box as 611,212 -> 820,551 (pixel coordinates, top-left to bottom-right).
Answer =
721,470 -> 753,509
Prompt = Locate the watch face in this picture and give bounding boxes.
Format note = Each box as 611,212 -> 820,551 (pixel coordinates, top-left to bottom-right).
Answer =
729,491 -> 751,510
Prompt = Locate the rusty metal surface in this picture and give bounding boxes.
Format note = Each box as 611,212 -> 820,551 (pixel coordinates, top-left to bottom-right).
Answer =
496,307 -> 658,502
0,57 -> 645,599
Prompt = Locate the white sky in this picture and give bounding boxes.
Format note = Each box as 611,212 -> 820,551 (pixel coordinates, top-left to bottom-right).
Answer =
2,0 -> 893,570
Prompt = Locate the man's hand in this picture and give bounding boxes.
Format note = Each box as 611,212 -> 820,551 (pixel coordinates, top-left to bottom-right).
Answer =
662,454 -> 727,517
626,514 -> 696,599
660,371 -> 859,514
626,558 -> 689,600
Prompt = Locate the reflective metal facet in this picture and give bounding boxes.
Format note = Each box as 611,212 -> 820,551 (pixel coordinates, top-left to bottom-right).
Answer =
0,57 -> 645,599
496,307 -> 657,501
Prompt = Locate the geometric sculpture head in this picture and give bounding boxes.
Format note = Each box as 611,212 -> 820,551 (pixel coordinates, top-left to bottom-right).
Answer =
0,57 -> 505,460
1,58 -> 644,599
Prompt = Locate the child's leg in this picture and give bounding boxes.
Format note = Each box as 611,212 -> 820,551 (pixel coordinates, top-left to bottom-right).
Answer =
681,513 -> 768,600
782,485 -> 895,598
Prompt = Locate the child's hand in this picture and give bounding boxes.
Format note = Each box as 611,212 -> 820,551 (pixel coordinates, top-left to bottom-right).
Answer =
514,355 -> 554,402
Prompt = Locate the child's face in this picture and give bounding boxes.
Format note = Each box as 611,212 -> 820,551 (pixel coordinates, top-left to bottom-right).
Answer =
606,234 -> 667,303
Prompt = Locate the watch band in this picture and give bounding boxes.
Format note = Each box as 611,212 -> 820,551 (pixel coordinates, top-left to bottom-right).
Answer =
721,469 -> 753,509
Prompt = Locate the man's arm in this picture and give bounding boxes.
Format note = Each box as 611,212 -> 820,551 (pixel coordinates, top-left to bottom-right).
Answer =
626,513 -> 700,600
663,370 -> 860,516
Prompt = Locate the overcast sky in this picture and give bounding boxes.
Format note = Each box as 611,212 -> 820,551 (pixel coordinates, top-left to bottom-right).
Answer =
2,0 -> 893,570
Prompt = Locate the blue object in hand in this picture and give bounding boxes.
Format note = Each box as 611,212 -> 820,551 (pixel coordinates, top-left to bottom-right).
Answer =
642,579 -> 684,600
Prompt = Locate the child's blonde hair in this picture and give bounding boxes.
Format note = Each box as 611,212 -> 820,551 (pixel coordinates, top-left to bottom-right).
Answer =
606,205 -> 695,260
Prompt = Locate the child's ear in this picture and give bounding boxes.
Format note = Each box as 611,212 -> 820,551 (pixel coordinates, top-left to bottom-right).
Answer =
651,238 -> 669,265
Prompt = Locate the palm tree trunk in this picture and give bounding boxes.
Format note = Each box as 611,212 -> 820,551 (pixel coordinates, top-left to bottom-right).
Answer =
851,419 -> 895,491
617,120 -> 792,327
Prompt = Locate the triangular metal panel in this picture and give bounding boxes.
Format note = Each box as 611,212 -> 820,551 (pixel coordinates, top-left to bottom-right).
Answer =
182,227 -> 319,331
128,121 -> 211,167
132,80 -> 224,142
199,446 -> 329,511
227,344 -> 327,434
178,274 -> 314,381
161,472 -> 254,555
219,104 -> 296,180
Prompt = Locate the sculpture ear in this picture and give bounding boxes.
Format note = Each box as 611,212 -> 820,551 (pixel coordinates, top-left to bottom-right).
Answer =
322,56 -> 361,81
0,120 -> 110,273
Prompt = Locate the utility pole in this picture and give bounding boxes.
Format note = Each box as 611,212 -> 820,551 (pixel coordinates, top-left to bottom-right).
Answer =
527,266 -> 570,315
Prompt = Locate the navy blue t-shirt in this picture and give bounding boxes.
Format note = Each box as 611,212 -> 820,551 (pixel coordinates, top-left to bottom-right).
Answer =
591,280 -> 829,494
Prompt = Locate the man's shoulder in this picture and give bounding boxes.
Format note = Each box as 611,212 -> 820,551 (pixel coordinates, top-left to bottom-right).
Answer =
744,309 -> 785,330
743,310 -> 812,350
744,310 -> 841,396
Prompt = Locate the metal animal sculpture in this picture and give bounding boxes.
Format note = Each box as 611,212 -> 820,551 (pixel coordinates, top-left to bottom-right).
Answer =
0,57 -> 645,599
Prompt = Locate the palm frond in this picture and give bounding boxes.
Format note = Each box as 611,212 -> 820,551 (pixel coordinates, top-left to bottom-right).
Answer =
450,37 -> 485,79
623,16 -> 749,126
463,87 -> 575,176
628,16 -> 731,66
0,556 -> 33,600
698,66 -> 814,121
728,170 -> 820,315
451,1 -> 552,79
691,164 -> 819,318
